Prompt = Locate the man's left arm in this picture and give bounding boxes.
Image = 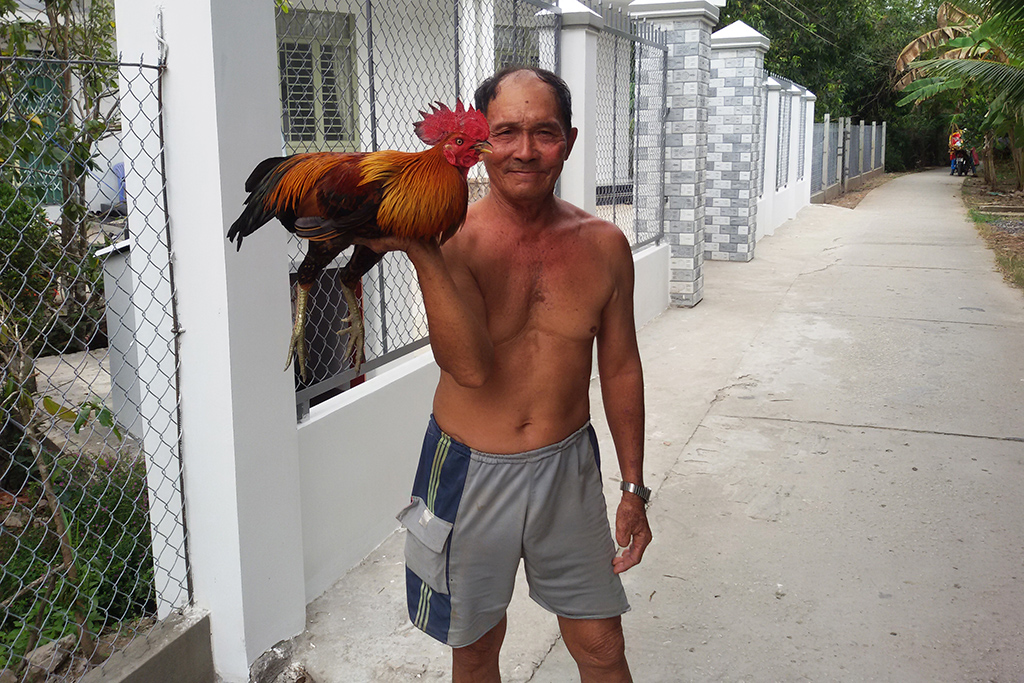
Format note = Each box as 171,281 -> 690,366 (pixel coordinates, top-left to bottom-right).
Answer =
595,228 -> 652,575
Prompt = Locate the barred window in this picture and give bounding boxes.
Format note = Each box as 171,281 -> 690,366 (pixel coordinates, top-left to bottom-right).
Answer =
276,10 -> 357,152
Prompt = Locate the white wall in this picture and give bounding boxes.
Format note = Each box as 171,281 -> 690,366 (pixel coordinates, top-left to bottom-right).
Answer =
756,77 -> 815,241
298,352 -> 438,601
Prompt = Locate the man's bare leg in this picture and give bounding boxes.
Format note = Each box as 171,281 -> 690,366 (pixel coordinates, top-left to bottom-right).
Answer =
452,615 -> 507,683
557,616 -> 632,683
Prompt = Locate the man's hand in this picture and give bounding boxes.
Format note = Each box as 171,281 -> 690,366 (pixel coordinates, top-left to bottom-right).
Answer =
612,494 -> 652,574
352,234 -> 437,256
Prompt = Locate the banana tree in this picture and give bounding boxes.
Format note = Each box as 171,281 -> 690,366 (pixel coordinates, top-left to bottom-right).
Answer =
896,3 -> 1024,189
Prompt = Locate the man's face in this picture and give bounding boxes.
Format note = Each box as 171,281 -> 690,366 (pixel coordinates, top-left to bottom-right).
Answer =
482,72 -> 577,205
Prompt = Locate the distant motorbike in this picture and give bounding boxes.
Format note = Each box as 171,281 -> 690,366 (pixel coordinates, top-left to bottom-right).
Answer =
953,149 -> 975,176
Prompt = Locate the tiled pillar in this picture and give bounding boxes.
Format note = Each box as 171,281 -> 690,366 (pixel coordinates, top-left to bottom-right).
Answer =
706,20 -> 768,262
630,0 -> 720,306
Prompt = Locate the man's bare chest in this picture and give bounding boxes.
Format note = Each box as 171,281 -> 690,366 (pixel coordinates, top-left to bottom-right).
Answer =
472,242 -> 613,345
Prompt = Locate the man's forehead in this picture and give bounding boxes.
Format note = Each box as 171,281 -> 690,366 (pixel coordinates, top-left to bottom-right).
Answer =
488,72 -> 561,124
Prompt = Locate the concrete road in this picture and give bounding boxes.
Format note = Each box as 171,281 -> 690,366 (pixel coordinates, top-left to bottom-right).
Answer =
289,168 -> 1024,682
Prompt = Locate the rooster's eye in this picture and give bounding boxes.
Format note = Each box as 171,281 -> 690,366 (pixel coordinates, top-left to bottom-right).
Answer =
455,137 -> 464,145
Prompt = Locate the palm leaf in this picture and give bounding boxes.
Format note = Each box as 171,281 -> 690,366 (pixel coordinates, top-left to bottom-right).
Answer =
896,76 -> 965,106
988,0 -> 1024,24
911,57 -> 1024,109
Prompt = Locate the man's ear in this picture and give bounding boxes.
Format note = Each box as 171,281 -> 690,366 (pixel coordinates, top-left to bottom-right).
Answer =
564,127 -> 578,159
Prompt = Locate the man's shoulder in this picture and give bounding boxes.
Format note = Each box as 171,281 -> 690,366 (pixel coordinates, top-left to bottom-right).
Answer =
560,202 -> 631,256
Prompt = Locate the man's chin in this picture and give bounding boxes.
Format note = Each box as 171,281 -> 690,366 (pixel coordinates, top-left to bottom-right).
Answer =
495,183 -> 555,203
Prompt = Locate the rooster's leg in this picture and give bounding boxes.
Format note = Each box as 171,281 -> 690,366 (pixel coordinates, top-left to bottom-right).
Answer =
338,282 -> 365,375
286,284 -> 311,382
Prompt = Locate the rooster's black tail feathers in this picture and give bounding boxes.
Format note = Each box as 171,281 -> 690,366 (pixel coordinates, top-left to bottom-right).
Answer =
227,156 -> 291,250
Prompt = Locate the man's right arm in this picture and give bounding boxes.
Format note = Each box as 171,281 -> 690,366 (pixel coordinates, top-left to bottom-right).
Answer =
400,240 -> 494,388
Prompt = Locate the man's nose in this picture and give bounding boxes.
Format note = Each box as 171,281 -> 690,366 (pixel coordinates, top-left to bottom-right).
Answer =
512,132 -> 538,161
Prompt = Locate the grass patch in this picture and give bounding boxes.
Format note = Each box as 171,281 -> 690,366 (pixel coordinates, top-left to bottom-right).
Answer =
961,159 -> 1024,294
974,221 -> 1024,291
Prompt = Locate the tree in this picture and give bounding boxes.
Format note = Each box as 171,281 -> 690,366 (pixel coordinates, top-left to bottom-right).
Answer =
716,0 -> 952,170
896,2 -> 1024,189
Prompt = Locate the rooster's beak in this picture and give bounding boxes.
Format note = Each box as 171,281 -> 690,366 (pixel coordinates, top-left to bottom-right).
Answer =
474,140 -> 493,154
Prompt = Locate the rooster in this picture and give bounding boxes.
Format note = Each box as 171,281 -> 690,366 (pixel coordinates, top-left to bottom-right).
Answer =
228,101 -> 490,381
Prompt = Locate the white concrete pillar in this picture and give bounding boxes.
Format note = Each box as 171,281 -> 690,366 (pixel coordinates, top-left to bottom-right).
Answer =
785,84 -> 803,220
859,119 -> 866,179
757,76 -> 781,239
116,1 -> 306,680
800,90 -> 816,208
881,121 -> 887,170
871,121 -> 878,170
560,0 -> 603,215
841,116 -> 850,192
629,0 -> 721,306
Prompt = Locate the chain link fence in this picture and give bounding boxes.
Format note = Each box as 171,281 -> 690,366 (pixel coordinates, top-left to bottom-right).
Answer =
276,0 -> 561,417
278,0 -> 516,415
775,81 -> 791,190
591,1 -> 667,250
809,117 -> 887,201
275,0 -> 668,416
1,54 -> 188,680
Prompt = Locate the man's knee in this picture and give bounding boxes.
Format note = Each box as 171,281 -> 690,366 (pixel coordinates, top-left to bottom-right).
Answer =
452,616 -> 506,679
574,628 -> 626,670
454,637 -> 500,669
560,617 -> 628,672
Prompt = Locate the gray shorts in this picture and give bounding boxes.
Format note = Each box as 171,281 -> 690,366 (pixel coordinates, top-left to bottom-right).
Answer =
397,416 -> 630,647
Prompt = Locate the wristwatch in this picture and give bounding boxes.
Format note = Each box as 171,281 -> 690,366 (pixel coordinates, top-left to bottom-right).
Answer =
620,481 -> 652,504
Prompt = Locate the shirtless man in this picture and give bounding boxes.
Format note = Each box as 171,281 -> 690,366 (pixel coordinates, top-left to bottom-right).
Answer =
366,67 -> 651,682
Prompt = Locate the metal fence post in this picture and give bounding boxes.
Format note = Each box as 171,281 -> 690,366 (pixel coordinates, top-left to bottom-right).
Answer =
822,113 -> 830,192
859,119 -> 865,178
841,116 -> 849,193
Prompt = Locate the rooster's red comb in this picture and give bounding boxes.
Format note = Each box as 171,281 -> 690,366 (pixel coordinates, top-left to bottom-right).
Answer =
414,100 -> 489,145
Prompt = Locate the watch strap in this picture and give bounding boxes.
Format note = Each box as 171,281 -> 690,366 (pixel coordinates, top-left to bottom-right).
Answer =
620,480 -> 652,504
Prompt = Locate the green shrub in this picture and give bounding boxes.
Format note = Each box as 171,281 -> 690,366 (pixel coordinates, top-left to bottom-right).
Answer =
0,456 -> 156,670
0,179 -> 60,350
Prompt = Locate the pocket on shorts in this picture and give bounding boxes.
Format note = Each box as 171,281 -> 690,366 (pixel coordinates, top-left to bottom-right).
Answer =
397,497 -> 453,595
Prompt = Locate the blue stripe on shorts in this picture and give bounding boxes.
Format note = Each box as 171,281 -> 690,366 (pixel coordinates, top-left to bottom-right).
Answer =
405,416 -> 471,643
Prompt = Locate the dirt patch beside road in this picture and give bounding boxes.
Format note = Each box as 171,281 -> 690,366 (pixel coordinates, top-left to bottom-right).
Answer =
827,172 -> 911,209
962,167 -> 1024,292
